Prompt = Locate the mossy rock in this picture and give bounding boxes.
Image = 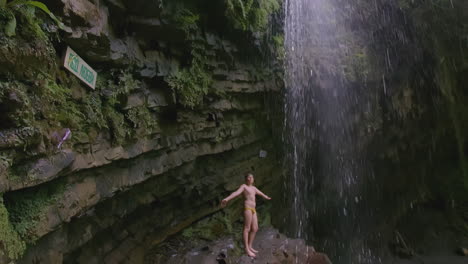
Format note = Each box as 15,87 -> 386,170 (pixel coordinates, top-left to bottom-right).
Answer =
5,179 -> 66,243
0,196 -> 26,261
0,7 -> 56,81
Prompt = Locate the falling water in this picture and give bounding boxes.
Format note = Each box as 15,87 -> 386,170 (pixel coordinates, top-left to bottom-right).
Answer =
283,0 -> 384,263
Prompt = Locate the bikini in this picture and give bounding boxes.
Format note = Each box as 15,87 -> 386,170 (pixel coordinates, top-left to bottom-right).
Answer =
245,207 -> 256,214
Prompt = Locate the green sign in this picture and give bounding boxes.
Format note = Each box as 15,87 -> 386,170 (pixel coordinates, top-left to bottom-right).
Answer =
63,47 -> 97,89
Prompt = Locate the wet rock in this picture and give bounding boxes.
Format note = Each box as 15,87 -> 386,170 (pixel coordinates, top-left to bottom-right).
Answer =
121,0 -> 162,17
308,252 -> 333,264
147,89 -> 168,108
226,71 -> 250,82
128,16 -> 184,43
108,35 -> 146,65
210,99 -> 233,111
124,92 -> 146,109
7,150 -> 75,191
156,228 -> 331,264
142,50 -> 179,78
57,0 -> 134,64
54,0 -> 100,26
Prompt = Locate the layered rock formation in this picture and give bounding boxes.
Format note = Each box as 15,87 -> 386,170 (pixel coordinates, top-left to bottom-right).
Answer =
0,0 -> 284,263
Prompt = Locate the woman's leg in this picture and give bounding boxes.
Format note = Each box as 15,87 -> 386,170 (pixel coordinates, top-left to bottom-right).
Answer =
243,210 -> 256,257
248,212 -> 259,253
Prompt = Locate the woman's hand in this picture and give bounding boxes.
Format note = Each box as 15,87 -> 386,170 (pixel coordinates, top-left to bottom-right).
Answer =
265,196 -> 272,200
221,199 -> 228,207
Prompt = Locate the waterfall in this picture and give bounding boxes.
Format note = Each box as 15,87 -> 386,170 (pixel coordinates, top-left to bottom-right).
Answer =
283,0 -> 384,262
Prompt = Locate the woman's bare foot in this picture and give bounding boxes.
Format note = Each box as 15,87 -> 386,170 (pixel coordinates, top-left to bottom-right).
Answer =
250,247 -> 258,253
246,249 -> 256,257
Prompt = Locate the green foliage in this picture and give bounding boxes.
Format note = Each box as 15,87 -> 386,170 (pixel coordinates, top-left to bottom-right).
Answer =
225,0 -> 281,32
104,104 -> 128,145
3,9 -> 16,36
42,81 -> 84,129
105,70 -> 141,105
125,106 -> 158,132
96,70 -> 146,143
272,34 -> 284,60
220,212 -> 233,233
7,180 -> 66,243
0,196 -> 26,260
167,61 -> 212,108
173,8 -> 199,34
82,92 -> 107,130
164,6 -> 215,108
0,153 -> 13,171
7,0 -> 63,27
181,226 -> 194,238
0,0 -> 63,37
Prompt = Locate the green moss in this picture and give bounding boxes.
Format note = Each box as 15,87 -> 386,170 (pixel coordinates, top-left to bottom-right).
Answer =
6,180 -> 66,243
2,151 -> 19,182
82,92 -> 107,130
41,81 -> 84,129
0,81 -> 35,127
0,196 -> 26,260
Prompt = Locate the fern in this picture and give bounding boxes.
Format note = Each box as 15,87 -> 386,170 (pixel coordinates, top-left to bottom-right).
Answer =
225,0 -> 279,32
1,0 -> 64,36
9,0 -> 63,28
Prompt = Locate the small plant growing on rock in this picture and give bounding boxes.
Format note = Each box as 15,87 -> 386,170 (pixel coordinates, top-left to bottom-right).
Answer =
173,9 -> 199,34
225,0 -> 281,32
165,14 -> 214,109
167,61 -> 212,109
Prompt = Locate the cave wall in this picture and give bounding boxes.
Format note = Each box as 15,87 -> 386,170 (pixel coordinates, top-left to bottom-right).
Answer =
0,0 -> 284,263
341,0 -> 468,236
370,0 -> 468,254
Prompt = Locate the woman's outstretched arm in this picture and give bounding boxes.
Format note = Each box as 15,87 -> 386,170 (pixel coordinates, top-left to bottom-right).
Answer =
254,187 -> 271,200
221,184 -> 245,207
